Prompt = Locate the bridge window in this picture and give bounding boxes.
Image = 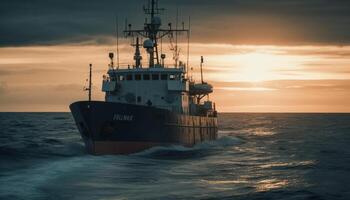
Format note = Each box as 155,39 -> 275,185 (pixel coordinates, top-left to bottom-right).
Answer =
152,74 -> 159,80
143,74 -> 150,80
126,74 -> 133,80
135,74 -> 141,80
161,74 -> 168,80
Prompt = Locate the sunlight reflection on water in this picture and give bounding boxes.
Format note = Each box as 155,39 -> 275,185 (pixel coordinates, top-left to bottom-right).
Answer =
256,178 -> 289,192
219,128 -> 276,136
259,160 -> 316,169
203,179 -> 249,185
247,127 -> 276,136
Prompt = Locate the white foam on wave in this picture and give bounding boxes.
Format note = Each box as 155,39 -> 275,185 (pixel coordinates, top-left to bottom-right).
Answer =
133,135 -> 242,156
217,129 -> 246,137
218,128 -> 277,137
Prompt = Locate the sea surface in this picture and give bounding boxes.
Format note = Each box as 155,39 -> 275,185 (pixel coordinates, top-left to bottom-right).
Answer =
0,113 -> 350,200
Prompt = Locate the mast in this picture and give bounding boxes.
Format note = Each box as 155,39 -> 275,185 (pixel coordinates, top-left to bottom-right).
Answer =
85,64 -> 92,102
149,0 -> 158,67
124,0 -> 189,68
151,0 -> 155,18
115,16 -> 120,69
175,7 -> 179,68
186,16 -> 191,78
134,37 -> 142,68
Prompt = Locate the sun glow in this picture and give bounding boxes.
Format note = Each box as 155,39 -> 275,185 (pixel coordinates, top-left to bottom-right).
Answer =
206,49 -> 303,82
1,44 -> 350,112
235,52 -> 280,82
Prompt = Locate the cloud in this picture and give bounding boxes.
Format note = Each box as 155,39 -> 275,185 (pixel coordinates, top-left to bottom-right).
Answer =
0,82 -> 99,111
211,79 -> 350,112
0,44 -> 349,112
0,83 -> 97,108
212,79 -> 350,92
216,86 -> 277,91
0,68 -> 70,76
0,82 -> 7,94
1,0 -> 350,46
0,70 -> 13,76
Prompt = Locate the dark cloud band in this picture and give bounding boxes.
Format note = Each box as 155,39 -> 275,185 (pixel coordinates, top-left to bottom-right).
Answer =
1,0 -> 350,46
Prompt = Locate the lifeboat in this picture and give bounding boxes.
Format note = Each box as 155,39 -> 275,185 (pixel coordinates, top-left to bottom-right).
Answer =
189,82 -> 213,95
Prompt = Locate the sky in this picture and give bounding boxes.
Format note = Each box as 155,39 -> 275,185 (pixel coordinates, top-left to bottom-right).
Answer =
0,0 -> 350,112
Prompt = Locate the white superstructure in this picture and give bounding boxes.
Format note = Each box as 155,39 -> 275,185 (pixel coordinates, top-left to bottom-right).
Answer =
103,66 -> 190,114
101,0 -> 216,117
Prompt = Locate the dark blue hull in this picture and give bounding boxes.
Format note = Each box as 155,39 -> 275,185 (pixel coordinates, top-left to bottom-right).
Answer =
70,101 -> 218,154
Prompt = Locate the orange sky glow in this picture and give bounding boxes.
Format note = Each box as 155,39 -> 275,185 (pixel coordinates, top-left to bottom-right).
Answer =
0,44 -> 350,112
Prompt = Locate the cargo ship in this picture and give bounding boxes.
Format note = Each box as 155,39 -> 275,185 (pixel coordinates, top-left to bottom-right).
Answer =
70,0 -> 218,154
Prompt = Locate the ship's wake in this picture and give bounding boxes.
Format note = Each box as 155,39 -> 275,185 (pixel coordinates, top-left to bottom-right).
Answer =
133,135 -> 242,159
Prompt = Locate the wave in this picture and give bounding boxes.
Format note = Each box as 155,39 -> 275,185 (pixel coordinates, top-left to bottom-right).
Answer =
0,141 -> 85,162
0,155 -> 96,199
133,136 -> 242,159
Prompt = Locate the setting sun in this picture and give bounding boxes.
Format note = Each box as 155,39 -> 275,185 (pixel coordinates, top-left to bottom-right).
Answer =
235,52 -> 279,82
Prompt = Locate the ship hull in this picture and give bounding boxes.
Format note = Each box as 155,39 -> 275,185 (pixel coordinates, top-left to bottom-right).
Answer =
70,101 -> 218,155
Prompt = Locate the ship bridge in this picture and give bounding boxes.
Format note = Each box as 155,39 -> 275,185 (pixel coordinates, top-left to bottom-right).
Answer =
102,66 -> 190,114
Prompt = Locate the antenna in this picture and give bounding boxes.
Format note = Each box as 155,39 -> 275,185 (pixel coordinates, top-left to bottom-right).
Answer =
123,0 -> 188,69
175,7 -> 179,68
160,34 -> 163,55
115,15 -> 120,69
186,16 -> 191,78
143,0 -> 164,16
200,56 -> 204,84
151,0 -> 155,18
124,18 -> 128,36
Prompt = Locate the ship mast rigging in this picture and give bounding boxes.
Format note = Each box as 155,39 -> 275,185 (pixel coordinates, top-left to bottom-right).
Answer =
123,0 -> 189,68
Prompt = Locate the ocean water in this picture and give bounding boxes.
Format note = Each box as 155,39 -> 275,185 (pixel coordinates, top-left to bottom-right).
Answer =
0,113 -> 350,200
